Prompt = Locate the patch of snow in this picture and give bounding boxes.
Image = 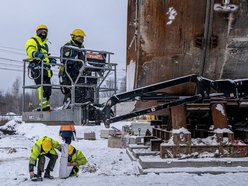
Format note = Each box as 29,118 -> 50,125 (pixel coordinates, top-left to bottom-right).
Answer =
6,112 -> 16,116
0,120 -> 248,185
172,127 -> 190,134
216,104 -> 226,116
214,128 -> 233,133
126,60 -> 136,91
163,136 -> 174,145
0,114 -> 22,122
166,7 -> 177,25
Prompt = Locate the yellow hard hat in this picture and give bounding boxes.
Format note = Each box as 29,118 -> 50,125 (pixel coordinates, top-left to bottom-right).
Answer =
71,29 -> 86,37
36,24 -> 48,31
68,144 -> 74,155
42,138 -> 52,153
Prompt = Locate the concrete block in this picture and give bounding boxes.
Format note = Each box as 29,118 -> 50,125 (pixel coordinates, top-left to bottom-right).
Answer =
100,129 -> 115,139
139,156 -> 248,169
128,144 -> 149,152
108,135 -> 123,148
129,136 -> 137,144
150,139 -> 163,151
84,132 -> 96,140
123,135 -> 140,145
132,149 -> 158,158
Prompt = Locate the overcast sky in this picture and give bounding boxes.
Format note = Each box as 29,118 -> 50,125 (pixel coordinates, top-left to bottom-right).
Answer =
0,0 -> 127,92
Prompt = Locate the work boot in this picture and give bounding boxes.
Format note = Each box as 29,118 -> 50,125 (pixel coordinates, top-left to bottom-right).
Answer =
31,173 -> 43,182
44,171 -> 54,179
37,170 -> 42,177
42,106 -> 51,111
33,106 -> 50,112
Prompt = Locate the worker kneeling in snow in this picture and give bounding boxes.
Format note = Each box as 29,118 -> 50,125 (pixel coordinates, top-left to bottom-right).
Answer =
29,136 -> 61,181
68,144 -> 87,176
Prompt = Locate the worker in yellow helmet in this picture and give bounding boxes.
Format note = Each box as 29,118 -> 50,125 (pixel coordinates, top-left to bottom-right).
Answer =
67,144 -> 88,176
29,136 -> 61,181
25,24 -> 56,111
59,28 -> 92,108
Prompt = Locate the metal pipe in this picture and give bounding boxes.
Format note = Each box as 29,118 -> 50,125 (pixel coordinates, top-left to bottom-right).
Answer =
63,45 -> 114,55
200,0 -> 214,76
22,60 -> 26,113
134,0 -> 140,89
40,60 -> 44,111
114,57 -> 117,115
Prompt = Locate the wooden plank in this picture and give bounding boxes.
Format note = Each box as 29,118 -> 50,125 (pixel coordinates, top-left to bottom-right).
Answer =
170,105 -> 187,129
211,103 -> 228,129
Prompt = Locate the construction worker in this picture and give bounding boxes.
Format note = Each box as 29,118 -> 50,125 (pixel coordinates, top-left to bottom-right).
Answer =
59,28 -> 93,108
25,24 -> 56,111
29,136 -> 61,181
68,144 -> 88,176
59,124 -> 76,144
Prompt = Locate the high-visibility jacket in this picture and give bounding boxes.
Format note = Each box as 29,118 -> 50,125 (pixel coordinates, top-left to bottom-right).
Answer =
59,124 -> 76,138
60,124 -> 75,132
60,40 -> 84,75
68,149 -> 87,175
25,35 -> 52,77
29,136 -> 61,165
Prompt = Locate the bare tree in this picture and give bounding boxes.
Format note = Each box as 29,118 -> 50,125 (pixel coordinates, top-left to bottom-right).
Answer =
11,78 -> 21,114
118,75 -> 126,93
0,91 -> 5,114
101,77 -> 116,98
12,78 -> 21,96
50,89 -> 64,108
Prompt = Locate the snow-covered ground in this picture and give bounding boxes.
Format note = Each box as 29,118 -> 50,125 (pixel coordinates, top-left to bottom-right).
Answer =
0,118 -> 248,186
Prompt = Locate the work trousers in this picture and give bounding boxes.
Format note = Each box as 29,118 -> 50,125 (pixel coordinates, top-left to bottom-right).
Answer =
37,153 -> 58,174
34,76 -> 52,101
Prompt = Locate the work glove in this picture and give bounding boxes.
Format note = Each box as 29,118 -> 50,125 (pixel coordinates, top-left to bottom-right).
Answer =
34,52 -> 45,59
50,58 -> 57,66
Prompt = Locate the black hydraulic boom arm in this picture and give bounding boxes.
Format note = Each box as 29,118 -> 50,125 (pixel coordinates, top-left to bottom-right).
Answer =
100,74 -> 248,127
107,95 -> 202,124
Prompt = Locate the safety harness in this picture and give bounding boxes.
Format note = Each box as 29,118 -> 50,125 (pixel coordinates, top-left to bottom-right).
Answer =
28,37 -> 49,79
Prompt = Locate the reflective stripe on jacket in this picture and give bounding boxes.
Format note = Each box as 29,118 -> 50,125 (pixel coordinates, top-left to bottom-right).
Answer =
60,40 -> 84,73
60,124 -> 75,132
29,136 -> 61,165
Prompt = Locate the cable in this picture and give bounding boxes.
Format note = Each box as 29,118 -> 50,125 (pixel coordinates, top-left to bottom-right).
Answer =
0,45 -> 24,52
0,62 -> 23,68
0,57 -> 23,63
0,67 -> 23,72
0,48 -> 26,56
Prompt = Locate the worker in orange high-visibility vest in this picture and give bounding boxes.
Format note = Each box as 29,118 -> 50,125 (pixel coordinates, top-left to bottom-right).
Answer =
59,124 -> 76,144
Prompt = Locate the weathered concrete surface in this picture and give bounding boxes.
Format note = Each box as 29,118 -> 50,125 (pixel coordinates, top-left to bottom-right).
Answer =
128,144 -> 149,151
138,163 -> 248,175
100,129 -> 115,139
139,156 -> 248,169
108,135 -> 123,148
132,148 -> 158,158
